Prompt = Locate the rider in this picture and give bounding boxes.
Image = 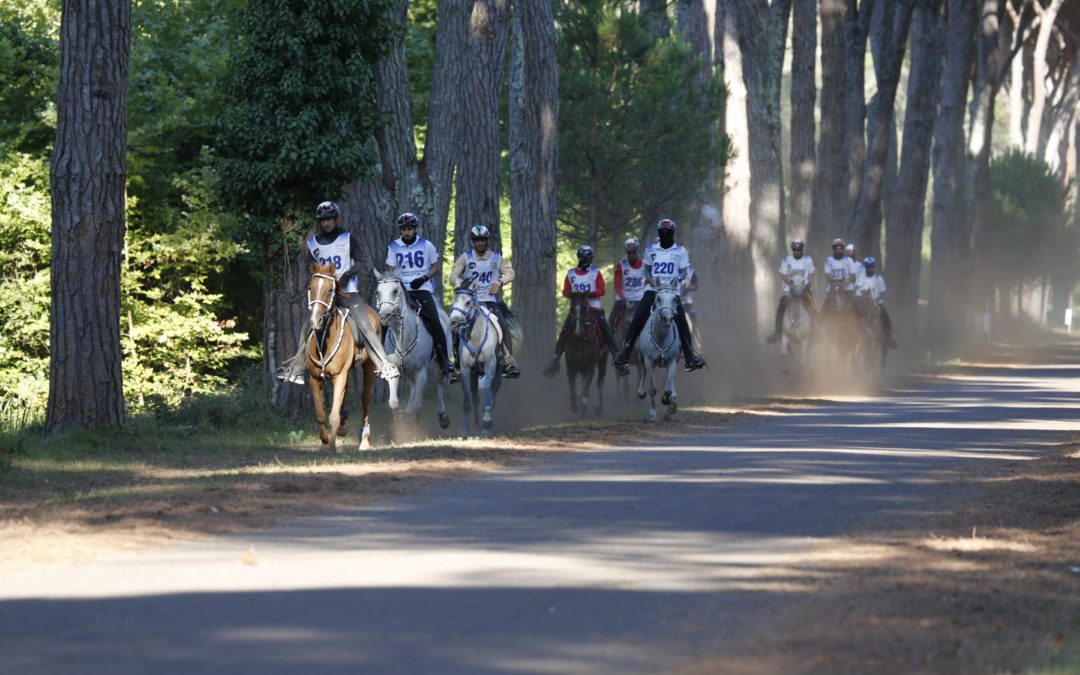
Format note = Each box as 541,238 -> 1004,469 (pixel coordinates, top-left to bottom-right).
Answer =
855,257 -> 898,348
613,218 -> 707,373
299,201 -> 398,380
542,245 -> 629,377
448,225 -> 521,379
823,237 -> 852,302
385,211 -> 460,383
844,242 -> 865,294
610,238 -> 647,331
766,238 -> 816,344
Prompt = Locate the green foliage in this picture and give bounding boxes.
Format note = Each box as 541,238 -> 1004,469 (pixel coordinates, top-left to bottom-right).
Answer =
406,0 -> 437,151
0,0 -> 58,153
555,0 -> 728,250
214,0 -> 395,229
985,151 -> 1076,289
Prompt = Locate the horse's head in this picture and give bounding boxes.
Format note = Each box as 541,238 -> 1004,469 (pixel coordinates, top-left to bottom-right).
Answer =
569,293 -> 592,338
373,268 -> 403,326
789,272 -> 807,298
653,281 -> 678,327
450,283 -> 479,331
308,262 -> 339,332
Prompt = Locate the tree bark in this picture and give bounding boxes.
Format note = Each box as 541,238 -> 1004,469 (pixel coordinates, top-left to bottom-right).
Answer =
789,0 -> 816,241
454,0 -> 511,256
809,0 -> 846,256
509,0 -> 559,369
887,0 -> 943,335
852,0 -> 912,259
731,0 -> 791,329
1025,0 -> 1065,156
841,0 -> 872,241
47,0 -> 131,433
929,0 -> 976,347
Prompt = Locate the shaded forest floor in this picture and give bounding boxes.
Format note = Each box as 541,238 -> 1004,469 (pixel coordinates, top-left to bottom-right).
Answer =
1,343 -> 1078,673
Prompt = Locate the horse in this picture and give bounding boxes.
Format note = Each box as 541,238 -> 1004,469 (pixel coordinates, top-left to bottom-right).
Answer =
780,272 -> 813,376
563,293 -> 607,417
819,280 -> 857,366
305,262 -> 379,452
852,292 -> 888,374
635,281 -> 680,422
612,299 -> 642,401
449,285 -> 503,436
372,269 -> 451,429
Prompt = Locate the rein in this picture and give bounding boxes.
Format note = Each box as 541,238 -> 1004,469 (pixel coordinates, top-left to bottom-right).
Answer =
648,293 -> 679,357
378,279 -> 421,359
306,272 -> 350,379
451,289 -> 491,357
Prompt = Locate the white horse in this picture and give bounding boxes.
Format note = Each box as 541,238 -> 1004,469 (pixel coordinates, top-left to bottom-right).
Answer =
373,269 -> 451,429
636,282 -> 681,422
781,272 -> 813,375
449,285 -> 503,436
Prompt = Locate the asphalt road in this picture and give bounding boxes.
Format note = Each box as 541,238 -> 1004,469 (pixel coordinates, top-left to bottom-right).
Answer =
2,357 -> 1078,674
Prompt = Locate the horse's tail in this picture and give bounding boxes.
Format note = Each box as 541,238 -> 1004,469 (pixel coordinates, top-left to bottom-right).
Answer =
503,308 -> 524,352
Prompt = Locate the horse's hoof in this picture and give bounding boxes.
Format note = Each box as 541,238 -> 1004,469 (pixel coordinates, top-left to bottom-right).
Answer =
661,392 -> 671,406
359,439 -> 371,451
482,419 -> 493,431
637,391 -> 646,399
667,403 -> 678,415
337,425 -> 350,437
438,412 -> 451,429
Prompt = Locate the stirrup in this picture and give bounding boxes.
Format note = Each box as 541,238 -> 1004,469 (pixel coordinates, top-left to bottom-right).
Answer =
684,354 -> 706,372
502,363 -> 521,379
613,349 -> 631,367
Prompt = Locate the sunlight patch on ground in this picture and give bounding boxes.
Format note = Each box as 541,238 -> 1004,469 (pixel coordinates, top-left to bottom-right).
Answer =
920,536 -> 1038,554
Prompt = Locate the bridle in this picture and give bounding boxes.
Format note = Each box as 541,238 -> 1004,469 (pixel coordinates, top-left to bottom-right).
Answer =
306,272 -> 350,378
648,286 -> 679,356
376,277 -> 420,359
451,288 -> 492,357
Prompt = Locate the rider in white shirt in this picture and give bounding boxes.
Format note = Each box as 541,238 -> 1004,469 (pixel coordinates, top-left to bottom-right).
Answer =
613,218 -> 706,373
543,245 -> 628,376
844,243 -> 865,293
385,212 -> 459,383
611,238 -> 647,332
766,238 -> 816,344
448,225 -> 520,378
823,238 -> 852,301
855,257 -> 897,348
281,201 -> 401,385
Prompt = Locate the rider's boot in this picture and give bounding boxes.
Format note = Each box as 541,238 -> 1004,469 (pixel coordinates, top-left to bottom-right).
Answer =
542,355 -> 561,377
500,347 -> 521,379
684,352 -> 707,372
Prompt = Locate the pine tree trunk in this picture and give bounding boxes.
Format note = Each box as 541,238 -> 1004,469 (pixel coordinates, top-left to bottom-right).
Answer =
732,0 -> 791,329
886,0 -> 943,336
789,0 -> 816,241
46,0 -> 131,434
810,0 -> 846,256
454,0 -> 511,256
841,0 -> 871,241
509,0 -> 559,368
929,0 -> 976,348
1024,0 -> 1065,157
263,235 -> 309,413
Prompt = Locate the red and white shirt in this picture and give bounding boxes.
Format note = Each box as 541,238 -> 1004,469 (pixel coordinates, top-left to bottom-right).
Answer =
563,266 -> 605,310
614,258 -> 647,301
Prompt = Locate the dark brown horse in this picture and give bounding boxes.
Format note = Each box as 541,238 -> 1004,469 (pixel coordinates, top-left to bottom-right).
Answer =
306,262 -> 380,452
563,294 -> 607,417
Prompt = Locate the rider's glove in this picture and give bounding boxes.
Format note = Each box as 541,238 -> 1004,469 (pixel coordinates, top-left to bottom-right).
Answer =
409,276 -> 426,290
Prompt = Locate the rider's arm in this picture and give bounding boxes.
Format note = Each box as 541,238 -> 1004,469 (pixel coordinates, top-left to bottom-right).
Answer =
342,233 -> 365,278
562,274 -> 573,298
490,257 -> 514,296
613,264 -> 625,300
384,245 -> 397,272
448,253 -> 467,288
593,270 -> 606,298
421,261 -> 441,284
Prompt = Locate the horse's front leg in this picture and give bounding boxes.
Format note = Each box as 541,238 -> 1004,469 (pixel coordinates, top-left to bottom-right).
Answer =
636,350 -> 647,400
359,359 -> 375,450
595,354 -> 606,416
567,367 -> 579,414
386,361 -> 402,412
328,370 -> 350,453
661,358 -> 678,418
460,369 -> 474,437
435,374 -> 450,430
478,367 -> 497,434
644,360 -> 658,423
405,364 -> 428,417
309,375 -> 329,446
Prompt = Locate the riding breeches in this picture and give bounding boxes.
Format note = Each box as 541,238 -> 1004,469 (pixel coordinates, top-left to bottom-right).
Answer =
554,308 -> 619,356
482,300 -> 514,354
621,290 -> 697,358
405,290 -> 452,369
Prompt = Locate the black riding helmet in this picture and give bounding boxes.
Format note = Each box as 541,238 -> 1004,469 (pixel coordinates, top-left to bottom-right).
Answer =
577,245 -> 594,267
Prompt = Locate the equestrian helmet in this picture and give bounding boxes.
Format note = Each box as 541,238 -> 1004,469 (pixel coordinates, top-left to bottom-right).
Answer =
470,225 -> 490,239
832,238 -> 845,249
790,238 -> 805,251
315,201 -> 340,220
397,212 -> 419,229
845,243 -> 856,255
625,238 -> 640,252
863,256 -> 876,267
657,218 -> 677,232
577,245 -> 594,264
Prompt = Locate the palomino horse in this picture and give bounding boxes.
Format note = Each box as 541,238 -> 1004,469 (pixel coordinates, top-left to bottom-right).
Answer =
852,292 -> 888,374
780,272 -> 813,375
564,293 -> 607,417
635,281 -> 680,422
372,269 -> 451,429
306,262 -> 379,452
449,285 -> 503,436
